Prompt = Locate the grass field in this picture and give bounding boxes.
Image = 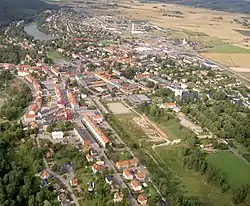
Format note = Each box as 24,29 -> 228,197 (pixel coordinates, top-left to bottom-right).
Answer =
47,51 -> 64,59
154,118 -> 193,140
206,44 -> 250,53
207,151 -> 250,187
154,146 -> 233,206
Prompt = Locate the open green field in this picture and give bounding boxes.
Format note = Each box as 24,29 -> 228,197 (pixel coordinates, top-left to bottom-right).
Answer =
154,118 -> 193,140
154,146 -> 234,206
47,51 -> 64,59
206,44 -> 250,53
207,151 -> 250,187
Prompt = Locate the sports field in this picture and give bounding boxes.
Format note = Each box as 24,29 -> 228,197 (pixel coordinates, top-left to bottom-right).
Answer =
207,151 -> 250,187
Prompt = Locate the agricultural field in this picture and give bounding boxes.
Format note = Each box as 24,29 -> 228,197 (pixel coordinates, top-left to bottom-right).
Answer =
234,29 -> 250,37
115,0 -> 250,48
154,146 -> 233,206
207,151 -> 250,187
206,44 -> 250,53
112,0 -> 250,68
200,52 -> 250,67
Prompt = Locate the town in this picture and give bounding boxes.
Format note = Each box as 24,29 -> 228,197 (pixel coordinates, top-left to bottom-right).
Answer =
0,1 -> 250,206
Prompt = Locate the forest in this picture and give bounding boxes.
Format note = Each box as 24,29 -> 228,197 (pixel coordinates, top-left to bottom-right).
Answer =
0,0 -> 56,26
0,121 -> 59,206
0,70 -> 32,120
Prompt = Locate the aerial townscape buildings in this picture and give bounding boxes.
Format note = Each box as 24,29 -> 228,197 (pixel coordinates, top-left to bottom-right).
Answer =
0,1 -> 250,206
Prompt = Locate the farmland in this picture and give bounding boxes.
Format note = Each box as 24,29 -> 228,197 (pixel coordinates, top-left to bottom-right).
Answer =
206,44 -> 250,53
207,151 -> 250,187
112,0 -> 250,71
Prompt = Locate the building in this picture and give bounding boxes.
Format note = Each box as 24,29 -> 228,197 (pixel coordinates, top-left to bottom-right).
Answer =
138,194 -> 147,205
24,113 -> 36,123
82,113 -> 110,147
105,176 -> 113,185
127,94 -> 151,105
74,125 -> 91,145
86,154 -> 94,162
134,73 -> 152,80
70,177 -> 79,187
91,163 -> 103,174
130,179 -> 142,191
67,90 -> 79,109
135,170 -> 146,181
51,131 -> 64,139
116,158 -> 137,170
160,103 -> 180,113
114,192 -> 124,203
123,169 -> 133,180
40,170 -> 50,180
148,76 -> 170,87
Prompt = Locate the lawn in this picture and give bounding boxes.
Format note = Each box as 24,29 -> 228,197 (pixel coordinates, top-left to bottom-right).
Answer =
154,118 -> 192,140
155,146 -> 233,206
206,44 -> 250,53
207,151 -> 250,187
47,51 -> 64,59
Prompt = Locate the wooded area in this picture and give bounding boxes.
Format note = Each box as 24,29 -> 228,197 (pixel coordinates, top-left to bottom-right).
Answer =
0,122 -> 59,206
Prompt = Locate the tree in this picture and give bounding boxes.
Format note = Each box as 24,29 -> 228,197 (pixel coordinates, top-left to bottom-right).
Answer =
232,186 -> 248,204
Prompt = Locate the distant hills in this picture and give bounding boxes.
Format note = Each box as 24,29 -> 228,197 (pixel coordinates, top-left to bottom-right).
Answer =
141,0 -> 250,14
0,0 -> 56,26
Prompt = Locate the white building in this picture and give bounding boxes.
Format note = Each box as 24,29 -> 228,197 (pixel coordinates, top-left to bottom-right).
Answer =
51,131 -> 64,139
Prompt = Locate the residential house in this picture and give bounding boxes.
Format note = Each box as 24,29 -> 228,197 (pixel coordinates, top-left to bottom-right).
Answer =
24,113 -> 36,123
105,176 -> 113,185
116,158 -> 138,170
86,154 -> 94,162
91,163 -> 103,174
114,192 -> 124,203
40,170 -> 50,180
123,169 -> 133,180
135,170 -> 146,181
138,194 -> 147,205
130,179 -> 142,191
70,177 -> 79,187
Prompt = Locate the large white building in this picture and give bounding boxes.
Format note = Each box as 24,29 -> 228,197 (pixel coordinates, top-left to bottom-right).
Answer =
82,113 -> 109,147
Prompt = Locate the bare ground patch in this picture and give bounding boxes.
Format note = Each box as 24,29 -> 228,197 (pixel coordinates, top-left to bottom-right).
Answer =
107,102 -> 131,114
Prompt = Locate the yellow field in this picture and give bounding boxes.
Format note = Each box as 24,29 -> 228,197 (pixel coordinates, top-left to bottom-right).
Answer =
200,53 -> 250,67
116,0 -> 250,47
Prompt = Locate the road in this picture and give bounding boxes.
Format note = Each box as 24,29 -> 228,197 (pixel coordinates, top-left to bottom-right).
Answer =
36,133 -> 80,206
43,158 -> 80,206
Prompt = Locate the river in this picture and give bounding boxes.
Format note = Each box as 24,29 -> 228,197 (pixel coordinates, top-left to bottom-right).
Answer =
24,23 -> 56,41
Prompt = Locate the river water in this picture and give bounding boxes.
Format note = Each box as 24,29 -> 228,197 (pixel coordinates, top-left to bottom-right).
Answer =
24,23 -> 56,41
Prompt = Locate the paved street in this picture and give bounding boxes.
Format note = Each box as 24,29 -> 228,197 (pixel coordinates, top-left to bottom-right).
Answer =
43,158 -> 80,206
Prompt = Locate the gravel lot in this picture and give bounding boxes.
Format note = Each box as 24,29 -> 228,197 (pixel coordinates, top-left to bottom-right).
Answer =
107,102 -> 131,114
